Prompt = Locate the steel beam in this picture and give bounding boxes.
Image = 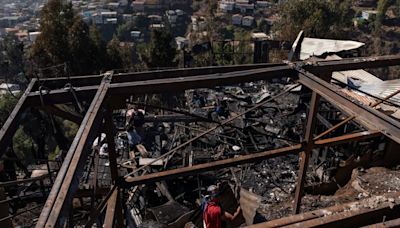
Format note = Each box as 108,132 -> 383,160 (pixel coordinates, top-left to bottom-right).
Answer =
31,63 -> 286,91
0,79 -> 37,157
109,66 -> 294,95
30,55 -> 400,91
122,129 -> 381,187
314,131 -> 381,148
293,92 -> 320,214
298,70 -> 400,143
249,192 -> 400,228
362,218 -> 400,228
124,145 -> 303,186
25,55 -> 400,105
305,55 -> 400,73
40,106 -> 83,124
36,76 -> 111,227
104,189 -> 118,228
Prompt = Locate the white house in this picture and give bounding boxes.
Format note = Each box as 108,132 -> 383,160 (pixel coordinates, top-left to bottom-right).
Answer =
361,10 -> 378,20
131,0 -> 145,12
235,1 -> 254,13
242,16 -> 254,27
0,83 -> 21,96
105,18 -> 118,24
166,10 -> 177,24
131,31 -> 141,41
175,36 -> 189,50
219,1 -> 235,12
232,14 -> 242,25
29,31 -> 41,42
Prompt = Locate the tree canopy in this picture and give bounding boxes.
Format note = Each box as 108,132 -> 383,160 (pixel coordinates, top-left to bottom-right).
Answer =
274,0 -> 354,41
142,29 -> 178,69
30,0 -> 127,76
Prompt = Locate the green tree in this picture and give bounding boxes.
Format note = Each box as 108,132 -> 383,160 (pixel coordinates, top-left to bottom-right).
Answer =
31,0 -> 73,69
274,0 -> 354,40
142,29 -> 178,69
30,0 -> 105,76
117,21 -> 134,41
106,35 -> 134,71
375,0 -> 391,34
68,17 -> 96,75
0,35 -> 25,81
89,25 -> 109,73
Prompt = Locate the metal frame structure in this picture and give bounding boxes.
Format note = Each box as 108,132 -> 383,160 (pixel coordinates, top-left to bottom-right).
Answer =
1,55 -> 400,227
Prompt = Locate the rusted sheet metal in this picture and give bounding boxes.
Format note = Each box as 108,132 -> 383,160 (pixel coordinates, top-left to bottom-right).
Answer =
248,192 -> 400,228
298,70 -> 400,143
36,76 -> 111,227
362,218 -> 400,228
294,92 -> 320,214
0,79 -> 37,157
313,88 -> 400,141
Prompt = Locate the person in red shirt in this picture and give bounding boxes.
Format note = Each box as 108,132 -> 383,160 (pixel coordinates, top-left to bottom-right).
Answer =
203,185 -> 241,228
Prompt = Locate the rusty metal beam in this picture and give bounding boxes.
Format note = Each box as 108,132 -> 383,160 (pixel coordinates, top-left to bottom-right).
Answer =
314,130 -> 381,148
37,76 -> 111,227
298,69 -> 400,143
110,66 -> 294,95
124,145 -> 303,186
104,189 -> 118,228
293,92 -> 320,214
283,194 -> 400,227
25,55 -> 400,106
362,218 -> 400,228
27,67 -> 294,106
31,55 -> 400,92
121,129 -> 381,187
0,79 -> 37,157
249,192 -> 400,228
40,105 -> 83,124
305,55 -> 400,73
31,63 -> 286,91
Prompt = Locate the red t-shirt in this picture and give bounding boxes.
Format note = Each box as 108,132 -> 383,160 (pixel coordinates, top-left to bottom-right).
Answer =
203,199 -> 222,228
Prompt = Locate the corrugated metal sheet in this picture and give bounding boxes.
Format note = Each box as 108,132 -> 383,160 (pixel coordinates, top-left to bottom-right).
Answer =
327,55 -> 383,85
300,38 -> 364,60
359,79 -> 400,106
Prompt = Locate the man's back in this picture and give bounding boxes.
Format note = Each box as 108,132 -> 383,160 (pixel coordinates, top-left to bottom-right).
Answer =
203,201 -> 222,228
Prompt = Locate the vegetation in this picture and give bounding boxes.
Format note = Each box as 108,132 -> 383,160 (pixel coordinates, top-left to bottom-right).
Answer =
274,0 -> 354,41
30,0 -> 132,76
142,29 -> 178,69
0,35 -> 25,83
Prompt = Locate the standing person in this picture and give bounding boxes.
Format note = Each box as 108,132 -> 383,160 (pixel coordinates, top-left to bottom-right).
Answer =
202,185 -> 241,228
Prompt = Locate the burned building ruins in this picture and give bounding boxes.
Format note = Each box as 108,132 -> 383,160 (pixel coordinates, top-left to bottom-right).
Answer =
1,36 -> 400,227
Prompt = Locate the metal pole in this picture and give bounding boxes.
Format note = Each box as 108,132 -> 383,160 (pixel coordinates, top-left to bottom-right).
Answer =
293,91 -> 320,214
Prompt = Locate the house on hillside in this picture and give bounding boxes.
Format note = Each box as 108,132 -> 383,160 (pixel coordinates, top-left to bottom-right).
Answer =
232,14 -> 242,25
242,16 -> 254,27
